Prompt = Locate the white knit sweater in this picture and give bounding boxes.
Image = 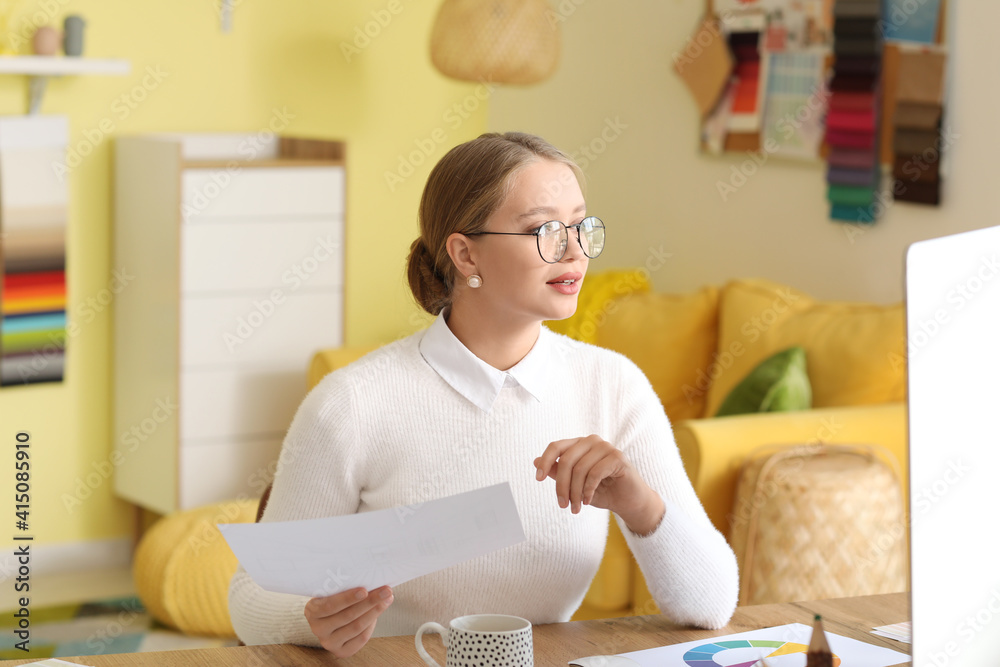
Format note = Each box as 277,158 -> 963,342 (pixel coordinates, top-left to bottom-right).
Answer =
228,320 -> 739,646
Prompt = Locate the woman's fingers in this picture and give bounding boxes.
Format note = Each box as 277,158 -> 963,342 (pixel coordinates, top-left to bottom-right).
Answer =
536,435 -> 629,513
306,586 -> 369,619
534,438 -> 579,481
552,440 -> 593,509
324,590 -> 393,654
570,448 -> 612,511
305,586 -> 394,658
336,616 -> 381,657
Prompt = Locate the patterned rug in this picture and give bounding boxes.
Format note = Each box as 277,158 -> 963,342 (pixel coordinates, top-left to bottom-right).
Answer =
0,596 -> 239,660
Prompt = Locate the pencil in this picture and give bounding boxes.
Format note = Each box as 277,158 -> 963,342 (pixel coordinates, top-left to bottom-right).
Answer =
806,614 -> 834,667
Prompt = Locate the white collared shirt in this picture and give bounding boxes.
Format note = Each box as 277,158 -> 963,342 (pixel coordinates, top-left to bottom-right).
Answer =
418,311 -> 552,413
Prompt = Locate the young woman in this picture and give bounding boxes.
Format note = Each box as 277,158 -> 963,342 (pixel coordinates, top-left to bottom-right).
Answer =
229,132 -> 738,656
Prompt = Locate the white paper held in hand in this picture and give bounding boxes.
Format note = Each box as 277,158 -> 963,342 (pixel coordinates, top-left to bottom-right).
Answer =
218,482 -> 526,598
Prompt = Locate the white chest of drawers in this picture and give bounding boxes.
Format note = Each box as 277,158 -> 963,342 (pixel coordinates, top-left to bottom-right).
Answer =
113,133 -> 345,514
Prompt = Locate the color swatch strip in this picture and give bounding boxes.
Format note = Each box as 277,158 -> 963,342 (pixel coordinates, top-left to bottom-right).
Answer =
825,0 -> 884,224
0,116 -> 69,387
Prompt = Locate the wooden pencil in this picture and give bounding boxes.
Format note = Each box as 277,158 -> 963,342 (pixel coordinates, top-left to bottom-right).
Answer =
806,614 -> 834,667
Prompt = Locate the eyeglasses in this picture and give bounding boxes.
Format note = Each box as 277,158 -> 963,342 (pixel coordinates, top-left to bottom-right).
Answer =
464,216 -> 606,264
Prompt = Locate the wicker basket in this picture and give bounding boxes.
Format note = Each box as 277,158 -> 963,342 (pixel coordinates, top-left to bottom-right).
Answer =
729,444 -> 907,606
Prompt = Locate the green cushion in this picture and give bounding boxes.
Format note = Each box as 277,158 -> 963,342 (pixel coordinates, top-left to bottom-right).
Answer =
715,346 -> 812,417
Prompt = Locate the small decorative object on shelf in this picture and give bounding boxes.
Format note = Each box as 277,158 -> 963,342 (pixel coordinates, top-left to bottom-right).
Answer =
63,14 -> 85,56
31,25 -> 60,55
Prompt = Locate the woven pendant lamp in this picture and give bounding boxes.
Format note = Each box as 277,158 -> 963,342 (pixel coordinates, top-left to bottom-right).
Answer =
430,0 -> 560,85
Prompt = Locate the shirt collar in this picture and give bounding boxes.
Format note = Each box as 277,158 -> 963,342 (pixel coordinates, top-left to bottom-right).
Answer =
418,311 -> 553,413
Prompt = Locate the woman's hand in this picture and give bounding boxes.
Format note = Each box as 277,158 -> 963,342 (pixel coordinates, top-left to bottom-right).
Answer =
534,435 -> 665,535
304,585 -> 394,657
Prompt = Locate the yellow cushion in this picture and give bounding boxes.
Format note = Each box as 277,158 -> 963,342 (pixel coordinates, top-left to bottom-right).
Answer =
571,520 -> 634,620
594,286 -> 720,422
545,268 -> 650,343
705,278 -> 905,417
133,499 -> 259,637
674,403 -> 908,537
308,345 -> 380,389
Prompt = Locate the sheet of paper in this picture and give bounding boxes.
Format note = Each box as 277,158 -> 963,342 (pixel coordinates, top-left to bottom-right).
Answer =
218,482 -> 525,598
605,622 -> 909,667
872,620 -> 911,643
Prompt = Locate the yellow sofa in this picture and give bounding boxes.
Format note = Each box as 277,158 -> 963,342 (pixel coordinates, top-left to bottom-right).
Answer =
308,272 -> 908,620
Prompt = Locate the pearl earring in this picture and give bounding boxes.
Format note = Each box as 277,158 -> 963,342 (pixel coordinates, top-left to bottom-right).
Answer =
467,274 -> 482,288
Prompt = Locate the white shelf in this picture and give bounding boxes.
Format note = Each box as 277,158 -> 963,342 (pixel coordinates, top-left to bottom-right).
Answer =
0,56 -> 131,114
0,55 -> 130,75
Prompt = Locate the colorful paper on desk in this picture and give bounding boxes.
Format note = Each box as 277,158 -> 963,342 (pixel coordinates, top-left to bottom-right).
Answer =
611,622 -> 908,667
218,482 -> 525,597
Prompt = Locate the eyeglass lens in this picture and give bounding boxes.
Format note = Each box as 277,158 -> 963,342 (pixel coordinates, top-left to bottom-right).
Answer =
537,217 -> 605,263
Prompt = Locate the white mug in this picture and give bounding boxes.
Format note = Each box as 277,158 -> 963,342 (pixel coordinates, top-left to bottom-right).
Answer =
416,613 -> 533,667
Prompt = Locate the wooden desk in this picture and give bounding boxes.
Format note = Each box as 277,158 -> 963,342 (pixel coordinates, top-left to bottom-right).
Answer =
5,592 -> 909,666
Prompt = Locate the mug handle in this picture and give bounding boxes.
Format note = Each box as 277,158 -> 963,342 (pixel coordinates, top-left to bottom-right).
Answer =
415,621 -> 448,667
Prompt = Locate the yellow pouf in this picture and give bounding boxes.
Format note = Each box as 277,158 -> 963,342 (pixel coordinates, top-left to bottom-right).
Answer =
133,499 -> 259,638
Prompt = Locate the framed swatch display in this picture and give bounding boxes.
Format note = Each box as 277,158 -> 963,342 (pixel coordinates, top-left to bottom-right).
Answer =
678,0 -> 949,222
0,115 -> 68,387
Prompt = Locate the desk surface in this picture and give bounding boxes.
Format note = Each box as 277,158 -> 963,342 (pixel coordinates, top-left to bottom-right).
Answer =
5,592 -> 910,666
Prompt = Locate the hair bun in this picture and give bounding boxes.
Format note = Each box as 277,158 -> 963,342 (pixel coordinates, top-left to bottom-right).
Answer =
407,236 -> 450,315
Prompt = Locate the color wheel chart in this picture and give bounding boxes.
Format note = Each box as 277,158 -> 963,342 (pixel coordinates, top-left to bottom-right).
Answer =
683,640 -> 842,667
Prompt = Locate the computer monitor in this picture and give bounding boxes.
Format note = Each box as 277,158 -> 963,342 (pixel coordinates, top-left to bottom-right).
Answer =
906,224 -> 1000,666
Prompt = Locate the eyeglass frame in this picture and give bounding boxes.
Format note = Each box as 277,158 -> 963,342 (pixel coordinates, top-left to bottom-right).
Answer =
462,216 -> 605,264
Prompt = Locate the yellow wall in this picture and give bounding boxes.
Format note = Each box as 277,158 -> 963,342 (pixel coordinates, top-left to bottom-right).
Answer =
0,0 -> 485,548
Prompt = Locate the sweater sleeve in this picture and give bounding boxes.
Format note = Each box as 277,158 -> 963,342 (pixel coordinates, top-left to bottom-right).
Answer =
228,371 -> 365,646
610,356 -> 739,629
